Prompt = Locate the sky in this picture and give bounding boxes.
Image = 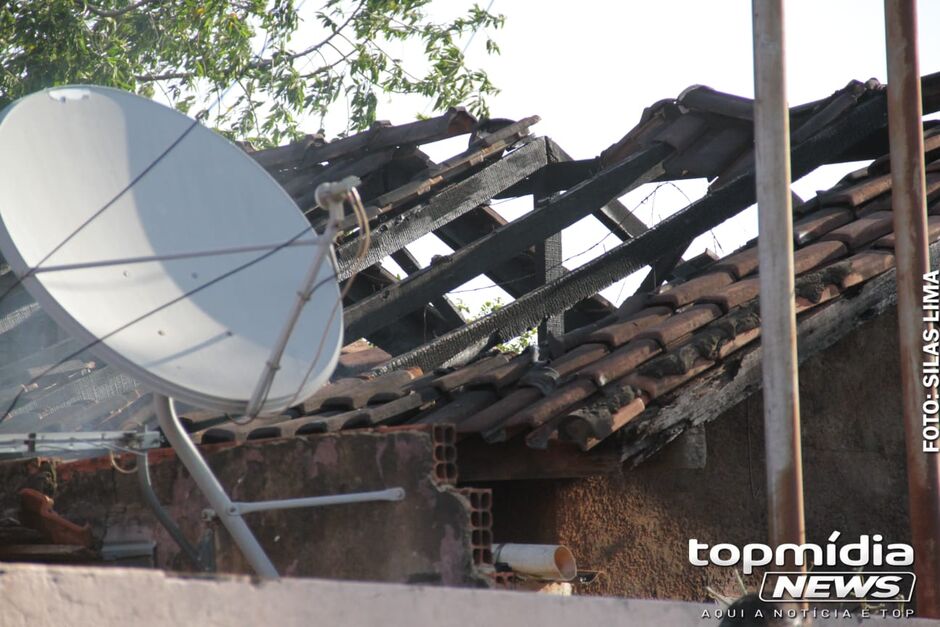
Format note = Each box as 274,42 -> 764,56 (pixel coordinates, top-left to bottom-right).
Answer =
307,0 -> 940,312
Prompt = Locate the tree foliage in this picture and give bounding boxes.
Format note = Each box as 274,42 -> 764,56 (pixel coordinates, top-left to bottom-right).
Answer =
0,0 -> 503,145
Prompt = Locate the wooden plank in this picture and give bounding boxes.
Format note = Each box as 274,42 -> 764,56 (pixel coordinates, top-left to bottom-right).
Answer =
371,92 -> 892,373
344,142 -> 672,343
335,139 -> 547,280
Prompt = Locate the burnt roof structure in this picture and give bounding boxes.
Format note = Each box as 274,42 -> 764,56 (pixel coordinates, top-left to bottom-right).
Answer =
2,72 -> 940,481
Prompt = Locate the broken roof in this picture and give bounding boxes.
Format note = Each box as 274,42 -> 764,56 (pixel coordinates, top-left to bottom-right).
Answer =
2,72 -> 940,480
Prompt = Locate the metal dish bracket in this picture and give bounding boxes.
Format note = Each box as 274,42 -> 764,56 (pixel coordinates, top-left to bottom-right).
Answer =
154,178 -> 405,578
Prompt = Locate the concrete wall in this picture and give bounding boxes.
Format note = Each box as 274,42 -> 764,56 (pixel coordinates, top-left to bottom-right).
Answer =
3,563 -> 937,627
491,310 -> 914,601
0,428 -> 485,586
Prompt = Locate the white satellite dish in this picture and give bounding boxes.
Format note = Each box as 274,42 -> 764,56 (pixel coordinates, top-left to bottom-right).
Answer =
0,85 -> 343,415
0,85 -> 402,580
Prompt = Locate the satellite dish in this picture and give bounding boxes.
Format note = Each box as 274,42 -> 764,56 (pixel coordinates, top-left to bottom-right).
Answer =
0,85 -> 343,415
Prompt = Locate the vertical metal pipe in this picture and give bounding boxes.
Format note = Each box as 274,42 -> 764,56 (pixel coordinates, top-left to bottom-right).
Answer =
752,0 -> 807,565
884,0 -> 940,616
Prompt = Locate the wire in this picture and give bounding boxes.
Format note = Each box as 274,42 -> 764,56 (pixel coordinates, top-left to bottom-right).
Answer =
445,181 -> 685,296
286,187 -> 372,409
109,448 -> 139,474
0,226 -> 318,422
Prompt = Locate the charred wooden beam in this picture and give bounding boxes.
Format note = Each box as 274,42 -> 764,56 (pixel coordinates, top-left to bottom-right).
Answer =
545,139 -> 649,240
373,90 -> 892,372
533,182 -> 564,344
433,206 -> 615,329
250,108 -> 477,170
344,142 -> 673,343
390,248 -> 465,330
342,266 -> 453,355
349,117 -> 541,228
335,138 -> 547,280
636,240 -> 691,294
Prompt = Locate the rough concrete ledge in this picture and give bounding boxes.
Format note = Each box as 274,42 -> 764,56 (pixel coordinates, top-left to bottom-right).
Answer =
1,563 -> 938,627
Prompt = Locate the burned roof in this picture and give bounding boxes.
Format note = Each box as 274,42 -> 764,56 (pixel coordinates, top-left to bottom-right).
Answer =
2,72 -> 940,480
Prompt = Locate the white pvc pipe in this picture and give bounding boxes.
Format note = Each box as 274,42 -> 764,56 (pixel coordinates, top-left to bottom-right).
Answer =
493,544 -> 577,581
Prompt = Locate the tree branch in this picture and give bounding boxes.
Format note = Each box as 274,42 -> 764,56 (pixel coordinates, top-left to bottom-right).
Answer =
82,0 -> 162,18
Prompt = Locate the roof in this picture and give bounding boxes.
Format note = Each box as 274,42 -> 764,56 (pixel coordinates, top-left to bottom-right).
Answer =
2,73 -> 940,479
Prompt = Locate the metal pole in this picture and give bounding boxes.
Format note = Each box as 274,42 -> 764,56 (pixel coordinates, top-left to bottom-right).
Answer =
753,0 -> 806,568
154,393 -> 280,577
884,0 -> 940,616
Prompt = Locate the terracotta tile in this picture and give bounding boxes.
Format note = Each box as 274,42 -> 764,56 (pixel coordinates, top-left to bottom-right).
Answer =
635,304 -> 722,347
715,326 -> 762,359
551,343 -> 610,378
456,387 -> 542,434
433,354 -> 510,393
712,246 -> 759,279
854,192 -> 893,217
585,307 -> 672,348
795,284 -> 841,313
821,211 -> 894,249
561,396 -> 647,451
578,339 -> 662,387
466,353 -> 533,390
793,240 -> 848,275
793,207 -> 854,245
840,251 -> 896,288
523,415 -> 568,450
875,215 -> 940,249
505,378 -> 597,430
624,357 -> 714,400
648,271 -> 735,309
700,277 -> 759,312
416,389 -> 500,425
299,377 -> 368,414
792,251 -> 894,313
819,173 -> 892,207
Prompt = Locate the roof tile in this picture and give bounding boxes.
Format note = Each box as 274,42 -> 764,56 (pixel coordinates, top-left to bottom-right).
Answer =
875,214 -> 940,249
711,246 -> 759,279
456,387 -> 542,434
561,396 -> 647,451
624,356 -> 715,400
504,378 -> 597,432
649,272 -> 735,309
700,277 -> 760,312
821,211 -> 894,249
635,304 -> 723,347
793,207 -> 854,245
819,173 -> 891,207
551,343 -> 610,378
585,306 -> 672,348
792,240 -> 849,274
578,339 -> 662,387
432,354 -> 510,393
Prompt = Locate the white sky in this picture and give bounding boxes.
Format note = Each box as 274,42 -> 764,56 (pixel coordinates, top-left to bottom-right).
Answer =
308,0 -> 940,313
